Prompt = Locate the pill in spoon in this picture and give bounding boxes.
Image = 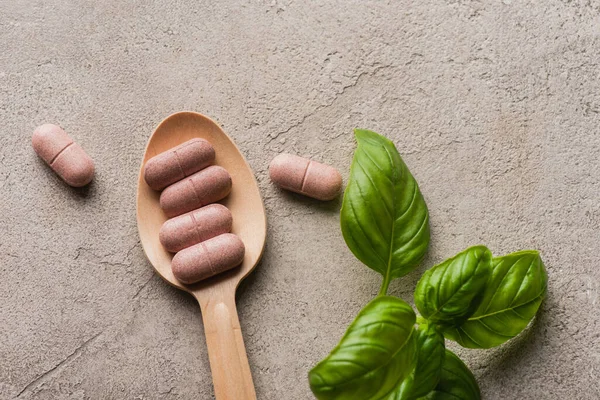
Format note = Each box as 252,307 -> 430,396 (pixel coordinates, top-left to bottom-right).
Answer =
171,233 -> 245,284
160,203 -> 233,253
144,138 -> 215,191
160,165 -> 232,217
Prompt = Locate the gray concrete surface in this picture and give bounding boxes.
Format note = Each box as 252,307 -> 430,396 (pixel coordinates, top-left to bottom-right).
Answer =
1,1 -> 599,399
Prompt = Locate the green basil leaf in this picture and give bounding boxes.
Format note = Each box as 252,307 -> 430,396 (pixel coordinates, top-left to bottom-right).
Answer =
420,350 -> 481,400
309,296 -> 418,400
415,246 -> 492,326
390,324 -> 445,400
340,129 -> 430,282
444,250 -> 547,348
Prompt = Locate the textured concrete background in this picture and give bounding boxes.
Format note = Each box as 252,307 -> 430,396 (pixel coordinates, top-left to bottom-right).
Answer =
1,1 -> 599,399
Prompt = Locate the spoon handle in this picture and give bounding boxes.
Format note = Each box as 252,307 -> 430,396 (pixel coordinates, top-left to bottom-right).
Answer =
198,293 -> 257,400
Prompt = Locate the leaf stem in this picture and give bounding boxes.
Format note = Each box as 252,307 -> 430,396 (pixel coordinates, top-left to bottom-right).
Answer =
379,275 -> 391,296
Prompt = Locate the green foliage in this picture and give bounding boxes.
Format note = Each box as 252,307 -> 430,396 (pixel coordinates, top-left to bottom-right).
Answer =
415,246 -> 492,326
341,129 -> 430,292
392,324 -> 446,400
309,130 -> 547,400
309,296 -> 417,400
443,251 -> 547,348
420,350 -> 481,400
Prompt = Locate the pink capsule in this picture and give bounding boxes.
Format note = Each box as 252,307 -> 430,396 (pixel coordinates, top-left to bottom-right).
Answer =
32,124 -> 95,187
269,153 -> 342,200
159,165 -> 232,218
172,233 -> 245,284
144,138 -> 215,191
159,204 -> 233,253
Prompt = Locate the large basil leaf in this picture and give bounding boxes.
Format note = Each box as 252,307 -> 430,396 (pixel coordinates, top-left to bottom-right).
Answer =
421,350 -> 480,400
415,246 -> 492,326
340,129 -> 430,284
309,296 -> 418,400
390,324 -> 445,400
444,250 -> 547,348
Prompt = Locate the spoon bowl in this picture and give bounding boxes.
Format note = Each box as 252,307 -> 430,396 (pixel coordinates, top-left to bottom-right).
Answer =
137,111 -> 266,400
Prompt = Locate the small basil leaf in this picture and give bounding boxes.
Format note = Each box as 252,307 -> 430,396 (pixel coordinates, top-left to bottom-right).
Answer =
420,350 -> 481,400
340,129 -> 430,281
444,250 -> 547,348
309,296 -> 418,400
415,246 -> 492,326
391,324 -> 445,400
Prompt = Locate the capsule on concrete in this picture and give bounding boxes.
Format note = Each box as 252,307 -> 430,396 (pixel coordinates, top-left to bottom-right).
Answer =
269,153 -> 342,200
32,124 -> 95,187
171,233 -> 245,284
144,138 -> 215,191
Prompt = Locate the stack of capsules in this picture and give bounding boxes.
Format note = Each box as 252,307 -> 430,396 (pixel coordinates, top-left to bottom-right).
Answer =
144,138 -> 245,284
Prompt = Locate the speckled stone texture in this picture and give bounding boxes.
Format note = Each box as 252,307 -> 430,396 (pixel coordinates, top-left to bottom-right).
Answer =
1,1 -> 599,399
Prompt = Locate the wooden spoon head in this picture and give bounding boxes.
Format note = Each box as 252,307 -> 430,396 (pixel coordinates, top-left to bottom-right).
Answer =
136,112 -> 266,300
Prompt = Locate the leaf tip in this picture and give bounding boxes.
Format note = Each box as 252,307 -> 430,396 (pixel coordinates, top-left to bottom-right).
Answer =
353,128 -> 394,147
308,368 -> 323,388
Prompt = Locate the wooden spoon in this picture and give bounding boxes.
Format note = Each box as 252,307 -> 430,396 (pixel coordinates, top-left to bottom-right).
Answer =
136,111 -> 266,400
